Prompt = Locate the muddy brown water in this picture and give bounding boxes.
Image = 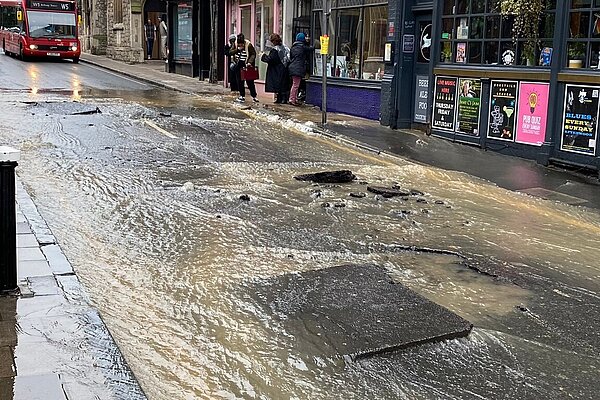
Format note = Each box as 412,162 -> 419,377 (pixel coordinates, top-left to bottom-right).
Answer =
1,89 -> 598,399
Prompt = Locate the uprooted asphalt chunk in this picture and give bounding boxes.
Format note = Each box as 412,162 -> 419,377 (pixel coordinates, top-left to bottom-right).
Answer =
71,107 -> 102,115
367,186 -> 411,197
294,170 -> 356,183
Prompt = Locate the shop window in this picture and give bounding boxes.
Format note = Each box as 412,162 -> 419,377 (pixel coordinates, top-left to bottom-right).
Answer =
361,6 -> 386,79
255,0 -> 274,80
312,2 -> 387,80
441,0 -> 556,66
174,2 -> 192,61
566,1 -> 600,68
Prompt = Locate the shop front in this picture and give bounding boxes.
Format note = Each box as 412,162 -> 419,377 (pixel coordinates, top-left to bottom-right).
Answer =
424,0 -> 600,172
166,0 -> 219,79
307,0 -> 389,120
225,0 -> 283,94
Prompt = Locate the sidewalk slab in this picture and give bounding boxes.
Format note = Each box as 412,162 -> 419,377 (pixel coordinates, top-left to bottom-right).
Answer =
41,245 -> 74,275
0,182 -> 147,400
17,247 -> 46,262
17,260 -> 52,279
13,374 -> 66,400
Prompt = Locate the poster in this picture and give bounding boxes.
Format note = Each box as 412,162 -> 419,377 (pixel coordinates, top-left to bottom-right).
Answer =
414,75 -> 429,123
432,76 -> 457,131
487,80 -> 518,141
515,82 -> 550,146
456,43 -> 466,63
560,84 -> 599,155
456,78 -> 482,136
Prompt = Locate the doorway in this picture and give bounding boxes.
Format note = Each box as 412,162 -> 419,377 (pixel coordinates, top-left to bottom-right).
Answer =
413,15 -> 432,125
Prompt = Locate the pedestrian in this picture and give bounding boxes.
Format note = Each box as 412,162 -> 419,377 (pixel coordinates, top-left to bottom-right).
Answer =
230,33 -> 258,103
144,18 -> 156,60
224,34 -> 239,92
288,32 -> 314,106
261,33 -> 289,104
158,16 -> 168,60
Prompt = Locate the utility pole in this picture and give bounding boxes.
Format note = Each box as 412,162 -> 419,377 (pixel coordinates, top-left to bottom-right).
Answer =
321,0 -> 330,126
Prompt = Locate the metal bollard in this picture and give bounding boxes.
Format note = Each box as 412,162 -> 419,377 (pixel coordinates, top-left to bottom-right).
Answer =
0,146 -> 20,293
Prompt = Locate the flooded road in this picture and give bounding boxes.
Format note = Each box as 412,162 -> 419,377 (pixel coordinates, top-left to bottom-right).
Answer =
1,55 -> 599,399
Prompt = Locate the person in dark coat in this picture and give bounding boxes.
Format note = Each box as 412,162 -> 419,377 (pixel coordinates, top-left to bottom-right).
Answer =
262,33 -> 289,103
224,34 -> 239,92
288,32 -> 314,106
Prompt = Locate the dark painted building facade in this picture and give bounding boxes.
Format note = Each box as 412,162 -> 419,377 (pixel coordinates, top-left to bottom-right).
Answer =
423,0 -> 600,172
165,0 -> 224,79
305,0 -> 600,174
303,0 -> 435,124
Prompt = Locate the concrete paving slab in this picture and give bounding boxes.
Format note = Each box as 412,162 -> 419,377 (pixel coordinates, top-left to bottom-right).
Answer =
250,264 -> 473,360
16,212 -> 26,224
13,373 -> 66,400
16,222 -> 30,234
27,276 -> 61,296
16,295 -> 70,320
16,234 -> 38,248
41,245 -> 74,275
56,275 -> 90,305
17,247 -> 46,262
16,183 -> 56,245
17,260 -> 52,279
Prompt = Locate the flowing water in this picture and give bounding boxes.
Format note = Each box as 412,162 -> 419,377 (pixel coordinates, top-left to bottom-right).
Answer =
1,88 -> 599,399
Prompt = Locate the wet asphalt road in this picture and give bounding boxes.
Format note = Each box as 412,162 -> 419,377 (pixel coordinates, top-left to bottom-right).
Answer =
0,55 -> 149,92
1,53 -> 600,400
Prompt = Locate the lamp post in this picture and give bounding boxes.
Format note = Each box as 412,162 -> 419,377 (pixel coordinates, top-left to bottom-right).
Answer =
0,146 -> 20,293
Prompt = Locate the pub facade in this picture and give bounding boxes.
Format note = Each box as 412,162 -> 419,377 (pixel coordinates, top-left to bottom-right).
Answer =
416,0 -> 600,172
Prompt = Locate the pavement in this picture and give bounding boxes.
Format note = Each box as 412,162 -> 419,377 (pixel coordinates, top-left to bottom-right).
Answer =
0,182 -> 146,400
80,54 -> 600,210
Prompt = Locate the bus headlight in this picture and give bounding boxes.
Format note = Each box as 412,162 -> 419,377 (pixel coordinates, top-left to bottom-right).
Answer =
29,44 -> 38,50
71,46 -> 78,51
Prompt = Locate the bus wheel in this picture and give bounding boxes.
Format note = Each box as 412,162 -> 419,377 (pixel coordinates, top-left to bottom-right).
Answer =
73,57 -> 79,64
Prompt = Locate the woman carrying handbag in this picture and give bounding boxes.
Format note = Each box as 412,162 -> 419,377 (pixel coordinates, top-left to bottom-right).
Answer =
261,33 -> 290,104
230,33 -> 259,103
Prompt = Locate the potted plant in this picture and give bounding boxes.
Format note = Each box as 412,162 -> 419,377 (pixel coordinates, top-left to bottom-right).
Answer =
441,44 -> 452,62
568,41 -> 586,68
500,0 -> 543,65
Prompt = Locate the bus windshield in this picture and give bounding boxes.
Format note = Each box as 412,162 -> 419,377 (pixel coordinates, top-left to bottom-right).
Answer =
27,11 -> 76,38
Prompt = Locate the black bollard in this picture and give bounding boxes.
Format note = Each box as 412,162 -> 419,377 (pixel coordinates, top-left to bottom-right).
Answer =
0,147 -> 19,293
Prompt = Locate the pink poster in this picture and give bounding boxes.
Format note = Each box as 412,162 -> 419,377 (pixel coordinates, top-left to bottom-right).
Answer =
515,82 -> 550,146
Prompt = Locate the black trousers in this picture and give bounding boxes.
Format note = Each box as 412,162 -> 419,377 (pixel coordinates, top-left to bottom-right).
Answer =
235,63 -> 257,98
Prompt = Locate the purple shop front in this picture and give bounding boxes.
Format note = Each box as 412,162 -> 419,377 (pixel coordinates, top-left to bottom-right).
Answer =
306,81 -> 382,121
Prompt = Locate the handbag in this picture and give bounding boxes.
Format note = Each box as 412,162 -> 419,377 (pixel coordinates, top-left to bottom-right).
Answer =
240,65 -> 259,81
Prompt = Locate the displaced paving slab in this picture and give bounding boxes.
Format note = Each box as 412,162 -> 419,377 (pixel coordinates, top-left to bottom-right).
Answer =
251,264 -> 472,360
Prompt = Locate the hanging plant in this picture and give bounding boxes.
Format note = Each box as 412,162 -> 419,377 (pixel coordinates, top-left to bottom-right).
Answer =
499,0 -> 544,64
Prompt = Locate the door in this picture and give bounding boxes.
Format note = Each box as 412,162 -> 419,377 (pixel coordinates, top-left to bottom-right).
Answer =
413,15 -> 432,124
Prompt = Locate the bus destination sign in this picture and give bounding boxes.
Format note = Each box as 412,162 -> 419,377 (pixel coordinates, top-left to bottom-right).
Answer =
27,0 -> 75,11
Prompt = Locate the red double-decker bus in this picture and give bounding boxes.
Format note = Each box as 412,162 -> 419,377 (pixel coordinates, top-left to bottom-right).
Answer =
0,0 -> 80,62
